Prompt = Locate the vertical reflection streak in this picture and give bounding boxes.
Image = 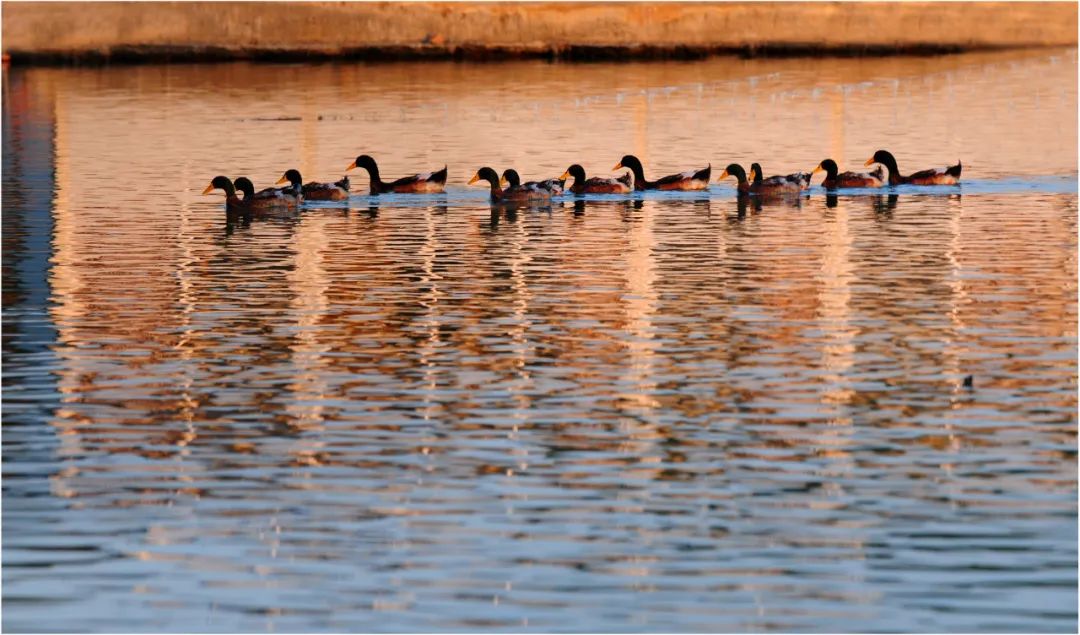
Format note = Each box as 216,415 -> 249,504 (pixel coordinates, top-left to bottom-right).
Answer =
418,206 -> 444,421
46,82 -> 91,474
507,216 -> 533,435
286,214 -> 331,471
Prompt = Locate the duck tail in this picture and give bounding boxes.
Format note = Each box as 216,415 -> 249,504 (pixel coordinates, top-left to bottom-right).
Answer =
946,161 -> 962,178
335,175 -> 351,191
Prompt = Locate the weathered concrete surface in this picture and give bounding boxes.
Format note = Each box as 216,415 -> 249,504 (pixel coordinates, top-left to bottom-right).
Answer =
2,2 -> 1077,64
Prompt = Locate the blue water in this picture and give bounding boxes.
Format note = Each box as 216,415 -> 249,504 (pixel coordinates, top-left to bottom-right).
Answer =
3,50 -> 1077,633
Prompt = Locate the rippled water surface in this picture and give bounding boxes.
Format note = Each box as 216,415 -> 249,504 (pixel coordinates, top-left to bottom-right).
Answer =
3,49 -> 1078,632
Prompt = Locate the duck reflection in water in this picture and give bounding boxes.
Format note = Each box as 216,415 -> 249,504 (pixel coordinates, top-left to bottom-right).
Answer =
224,211 -> 252,235
735,193 -> 763,218
486,206 -> 519,231
350,202 -> 379,219
872,193 -> 900,214
568,198 -> 644,217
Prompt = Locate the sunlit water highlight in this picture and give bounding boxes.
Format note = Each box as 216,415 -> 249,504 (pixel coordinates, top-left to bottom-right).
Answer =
3,48 -> 1077,632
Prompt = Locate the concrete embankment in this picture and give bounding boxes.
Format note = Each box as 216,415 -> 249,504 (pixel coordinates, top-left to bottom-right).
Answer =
2,1 -> 1077,64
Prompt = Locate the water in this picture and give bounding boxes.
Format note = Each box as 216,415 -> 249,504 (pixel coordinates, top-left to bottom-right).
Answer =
3,49 -> 1077,633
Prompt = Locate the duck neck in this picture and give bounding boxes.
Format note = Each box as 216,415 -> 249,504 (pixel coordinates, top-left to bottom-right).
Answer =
824,163 -> 838,182
881,156 -> 902,185
628,162 -> 647,190
364,162 -> 383,187
568,168 -> 586,190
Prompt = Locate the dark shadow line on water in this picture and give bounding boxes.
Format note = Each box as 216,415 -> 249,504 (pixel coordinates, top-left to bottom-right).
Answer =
7,42 -> 1050,68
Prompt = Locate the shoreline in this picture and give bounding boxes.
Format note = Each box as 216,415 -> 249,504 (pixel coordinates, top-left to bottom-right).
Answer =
3,1 -> 1076,67
4,43 -> 1055,67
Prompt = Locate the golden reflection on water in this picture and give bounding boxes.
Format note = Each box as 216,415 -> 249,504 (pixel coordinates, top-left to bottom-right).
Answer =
3,49 -> 1077,632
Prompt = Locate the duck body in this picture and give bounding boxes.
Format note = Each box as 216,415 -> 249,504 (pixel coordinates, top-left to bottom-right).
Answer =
814,159 -> 885,189
233,177 -> 294,212
561,164 -> 632,195
302,176 -> 350,201
501,169 -> 563,196
500,186 -> 553,205
348,155 -> 447,194
749,163 -> 809,195
535,178 -> 566,196
271,169 -> 305,207
866,150 -> 962,186
497,169 -> 554,205
615,155 -> 711,191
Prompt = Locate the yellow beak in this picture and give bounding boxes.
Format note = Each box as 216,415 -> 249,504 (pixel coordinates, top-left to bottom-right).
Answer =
811,164 -> 823,175
864,157 -> 875,167
275,175 -> 288,185
749,167 -> 757,181
612,161 -> 623,171
467,173 -> 481,185
499,177 -> 508,187
718,169 -> 729,180
559,170 -> 570,181
346,160 -> 357,171
201,183 -> 215,195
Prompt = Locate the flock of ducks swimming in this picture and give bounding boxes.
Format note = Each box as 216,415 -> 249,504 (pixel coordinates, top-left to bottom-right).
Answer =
203,150 -> 962,214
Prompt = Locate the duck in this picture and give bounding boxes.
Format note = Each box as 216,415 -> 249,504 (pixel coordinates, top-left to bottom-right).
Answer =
469,167 -> 551,205
269,170 -> 303,207
346,155 -> 447,194
500,169 -> 564,196
613,155 -> 711,191
233,177 -> 294,212
496,169 -> 554,205
812,159 -> 885,189
865,150 -> 962,186
749,163 -> 812,191
202,176 -> 246,214
560,164 -> 633,195
275,169 -> 350,201
717,164 -> 752,194
468,167 -> 505,202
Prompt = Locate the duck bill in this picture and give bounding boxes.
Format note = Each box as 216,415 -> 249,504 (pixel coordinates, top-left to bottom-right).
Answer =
811,165 -> 823,175
201,183 -> 215,195
559,171 -> 571,181
499,177 -> 508,188
467,174 -> 481,185
718,169 -> 729,180
612,161 -> 623,171
275,175 -> 289,185
346,160 -> 357,172
863,158 -> 875,167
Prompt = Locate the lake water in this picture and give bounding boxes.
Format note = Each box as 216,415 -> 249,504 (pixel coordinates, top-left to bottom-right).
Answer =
2,49 -> 1077,633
